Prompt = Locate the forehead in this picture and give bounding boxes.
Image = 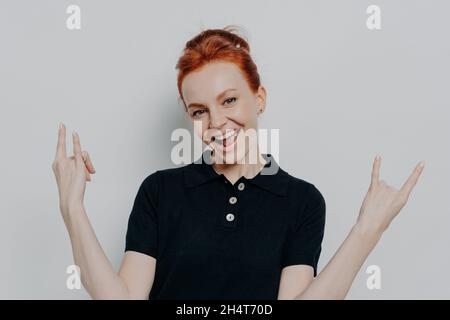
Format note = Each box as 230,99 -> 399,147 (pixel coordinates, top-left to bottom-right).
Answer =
181,61 -> 247,103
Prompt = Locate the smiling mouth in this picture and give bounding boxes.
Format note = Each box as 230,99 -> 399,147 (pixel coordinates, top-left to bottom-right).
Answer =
212,128 -> 242,149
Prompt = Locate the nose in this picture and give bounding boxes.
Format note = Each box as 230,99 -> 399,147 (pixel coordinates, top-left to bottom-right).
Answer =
209,106 -> 227,130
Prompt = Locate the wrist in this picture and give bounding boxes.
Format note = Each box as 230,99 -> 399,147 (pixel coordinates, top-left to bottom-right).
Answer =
352,221 -> 384,243
63,203 -> 86,236
61,202 -> 85,221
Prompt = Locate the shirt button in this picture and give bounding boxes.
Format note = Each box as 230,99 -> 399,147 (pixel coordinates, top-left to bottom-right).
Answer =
226,213 -> 235,222
229,196 -> 237,204
237,182 -> 245,191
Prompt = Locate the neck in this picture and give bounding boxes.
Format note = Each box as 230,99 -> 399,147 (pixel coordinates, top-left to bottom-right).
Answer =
212,147 -> 267,185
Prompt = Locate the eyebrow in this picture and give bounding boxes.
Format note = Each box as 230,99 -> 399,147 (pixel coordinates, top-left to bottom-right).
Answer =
187,88 -> 238,109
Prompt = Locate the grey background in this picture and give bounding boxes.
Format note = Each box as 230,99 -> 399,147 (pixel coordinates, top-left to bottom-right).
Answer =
0,0 -> 449,299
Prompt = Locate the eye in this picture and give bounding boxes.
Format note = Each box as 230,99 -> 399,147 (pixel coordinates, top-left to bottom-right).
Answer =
224,97 -> 237,105
192,109 -> 206,117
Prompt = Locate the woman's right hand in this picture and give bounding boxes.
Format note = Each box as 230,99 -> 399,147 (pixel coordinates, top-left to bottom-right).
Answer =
52,123 -> 96,217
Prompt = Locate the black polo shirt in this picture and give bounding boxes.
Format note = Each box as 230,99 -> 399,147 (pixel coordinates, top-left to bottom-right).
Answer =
124,151 -> 326,300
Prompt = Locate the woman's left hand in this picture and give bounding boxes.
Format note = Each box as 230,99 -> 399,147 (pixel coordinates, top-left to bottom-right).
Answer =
356,155 -> 425,236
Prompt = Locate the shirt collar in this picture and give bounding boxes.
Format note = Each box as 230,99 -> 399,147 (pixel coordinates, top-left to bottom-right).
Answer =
183,150 -> 290,197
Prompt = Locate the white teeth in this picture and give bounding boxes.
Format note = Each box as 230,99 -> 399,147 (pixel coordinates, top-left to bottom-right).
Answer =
215,129 -> 238,142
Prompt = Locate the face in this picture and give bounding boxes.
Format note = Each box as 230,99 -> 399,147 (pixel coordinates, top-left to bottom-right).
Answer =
181,61 -> 267,164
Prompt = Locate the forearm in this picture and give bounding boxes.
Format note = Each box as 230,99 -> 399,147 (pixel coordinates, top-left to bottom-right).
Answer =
295,223 -> 382,300
64,204 -> 130,299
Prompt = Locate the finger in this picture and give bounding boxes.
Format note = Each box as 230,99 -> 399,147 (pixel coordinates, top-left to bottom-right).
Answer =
85,166 -> 91,181
70,152 -> 95,176
55,122 -> 67,160
82,151 -> 96,173
370,155 -> 381,188
72,131 -> 83,164
400,161 -> 425,198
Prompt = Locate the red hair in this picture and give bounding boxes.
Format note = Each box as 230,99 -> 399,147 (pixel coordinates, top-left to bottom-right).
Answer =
175,25 -> 261,111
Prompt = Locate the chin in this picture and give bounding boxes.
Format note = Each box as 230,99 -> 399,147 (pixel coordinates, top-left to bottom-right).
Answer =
211,145 -> 251,165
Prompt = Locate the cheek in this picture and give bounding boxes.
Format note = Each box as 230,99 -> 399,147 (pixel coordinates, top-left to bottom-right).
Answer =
233,105 -> 257,127
193,123 -> 203,140
228,104 -> 253,126
192,119 -> 208,141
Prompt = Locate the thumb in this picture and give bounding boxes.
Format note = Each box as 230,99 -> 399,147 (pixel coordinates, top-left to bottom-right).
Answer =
82,150 -> 96,174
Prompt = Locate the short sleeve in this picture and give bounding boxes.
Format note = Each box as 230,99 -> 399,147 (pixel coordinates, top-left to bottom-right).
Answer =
281,184 -> 326,277
124,171 -> 160,259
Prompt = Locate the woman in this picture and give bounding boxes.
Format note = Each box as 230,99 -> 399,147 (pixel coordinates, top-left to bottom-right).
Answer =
51,26 -> 425,300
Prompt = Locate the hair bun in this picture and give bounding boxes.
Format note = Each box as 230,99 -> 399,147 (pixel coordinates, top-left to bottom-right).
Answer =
222,25 -> 251,52
186,25 -> 251,53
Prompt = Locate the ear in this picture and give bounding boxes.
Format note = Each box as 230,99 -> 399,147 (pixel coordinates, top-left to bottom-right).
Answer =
255,85 -> 267,115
